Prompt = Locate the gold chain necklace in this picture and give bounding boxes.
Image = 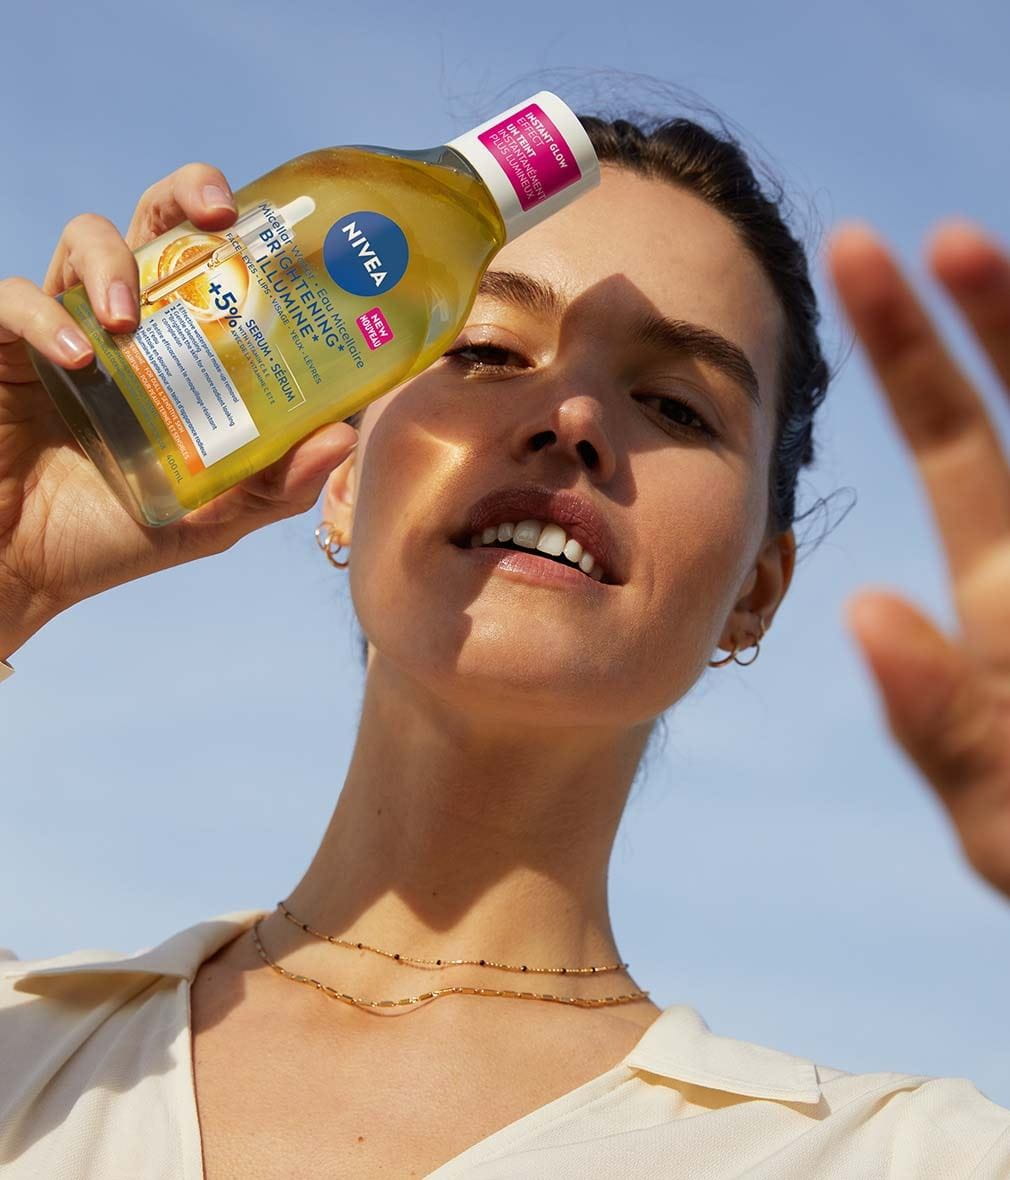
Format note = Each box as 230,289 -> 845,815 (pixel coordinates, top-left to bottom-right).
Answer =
250,900 -> 651,1010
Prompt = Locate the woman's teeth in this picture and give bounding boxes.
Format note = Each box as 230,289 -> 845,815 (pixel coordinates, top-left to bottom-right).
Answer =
468,519 -> 605,581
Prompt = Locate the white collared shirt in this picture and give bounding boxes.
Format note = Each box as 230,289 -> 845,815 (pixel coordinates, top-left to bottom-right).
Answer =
1,909 -> 1008,1177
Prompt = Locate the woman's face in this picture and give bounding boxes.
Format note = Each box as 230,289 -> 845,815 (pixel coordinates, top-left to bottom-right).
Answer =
323,165 -> 794,728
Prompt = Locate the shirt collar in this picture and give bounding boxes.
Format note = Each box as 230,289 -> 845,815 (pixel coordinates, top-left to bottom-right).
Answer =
621,1003 -> 823,1105
3,909 -> 822,1105
2,908 -> 271,990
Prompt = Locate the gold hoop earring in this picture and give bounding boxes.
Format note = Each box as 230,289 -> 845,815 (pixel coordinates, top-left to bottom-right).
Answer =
708,615 -> 766,668
315,520 -> 350,569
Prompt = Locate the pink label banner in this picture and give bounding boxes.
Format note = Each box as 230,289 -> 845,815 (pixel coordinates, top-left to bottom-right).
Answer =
355,307 -> 394,351
478,103 -> 581,211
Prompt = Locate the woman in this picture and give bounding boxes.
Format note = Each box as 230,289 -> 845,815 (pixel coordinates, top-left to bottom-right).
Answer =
1,106 -> 1009,1178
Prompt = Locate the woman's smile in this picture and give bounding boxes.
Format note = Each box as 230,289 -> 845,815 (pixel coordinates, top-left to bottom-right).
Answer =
453,535 -> 615,592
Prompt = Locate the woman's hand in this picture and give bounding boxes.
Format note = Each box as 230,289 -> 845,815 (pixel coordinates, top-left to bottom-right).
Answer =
827,218 -> 1010,902
0,162 -> 358,661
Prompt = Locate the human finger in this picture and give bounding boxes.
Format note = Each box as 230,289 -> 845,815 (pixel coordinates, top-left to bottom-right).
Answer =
165,423 -> 360,558
42,212 -> 140,333
826,221 -> 1010,583
124,161 -> 237,249
0,275 -> 94,374
926,219 -> 1010,399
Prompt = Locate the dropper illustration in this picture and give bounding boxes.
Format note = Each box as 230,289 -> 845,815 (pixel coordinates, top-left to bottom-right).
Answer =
139,196 -> 317,307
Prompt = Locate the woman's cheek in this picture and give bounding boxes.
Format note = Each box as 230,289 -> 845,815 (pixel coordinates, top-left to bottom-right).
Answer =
651,484 -> 755,634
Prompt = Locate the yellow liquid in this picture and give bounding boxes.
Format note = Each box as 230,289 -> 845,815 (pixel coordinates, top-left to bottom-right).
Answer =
29,146 -> 506,526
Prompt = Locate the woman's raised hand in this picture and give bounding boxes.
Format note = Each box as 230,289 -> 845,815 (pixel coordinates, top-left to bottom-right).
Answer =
0,163 -> 358,661
827,218 -> 1010,902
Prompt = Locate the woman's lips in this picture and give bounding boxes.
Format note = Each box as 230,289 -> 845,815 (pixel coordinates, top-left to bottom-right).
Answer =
454,543 -> 615,591
453,485 -> 625,585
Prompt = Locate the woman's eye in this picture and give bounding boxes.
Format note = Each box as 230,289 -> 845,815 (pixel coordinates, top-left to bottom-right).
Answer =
444,342 -> 527,371
442,347 -> 716,440
635,394 -> 717,440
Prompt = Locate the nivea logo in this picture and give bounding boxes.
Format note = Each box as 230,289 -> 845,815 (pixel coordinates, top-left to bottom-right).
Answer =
323,211 -> 409,297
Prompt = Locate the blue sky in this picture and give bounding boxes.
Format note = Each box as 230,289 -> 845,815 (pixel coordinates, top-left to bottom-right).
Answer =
4,0 -> 1010,1108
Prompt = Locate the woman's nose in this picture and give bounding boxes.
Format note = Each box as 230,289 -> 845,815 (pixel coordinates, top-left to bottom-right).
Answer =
511,391 -> 619,483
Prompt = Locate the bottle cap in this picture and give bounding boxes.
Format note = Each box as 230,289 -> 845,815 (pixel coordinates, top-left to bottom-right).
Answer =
446,91 -> 600,242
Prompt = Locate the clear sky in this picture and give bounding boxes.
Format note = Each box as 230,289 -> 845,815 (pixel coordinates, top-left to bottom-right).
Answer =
4,0 -> 1010,1107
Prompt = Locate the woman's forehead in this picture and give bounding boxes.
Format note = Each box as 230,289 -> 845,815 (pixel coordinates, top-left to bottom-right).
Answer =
488,166 -> 784,398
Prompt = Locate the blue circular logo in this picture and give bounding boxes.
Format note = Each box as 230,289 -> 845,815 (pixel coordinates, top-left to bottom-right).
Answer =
323,211 -> 409,298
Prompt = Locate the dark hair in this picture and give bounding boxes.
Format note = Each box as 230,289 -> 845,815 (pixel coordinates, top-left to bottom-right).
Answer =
340,104 -> 849,686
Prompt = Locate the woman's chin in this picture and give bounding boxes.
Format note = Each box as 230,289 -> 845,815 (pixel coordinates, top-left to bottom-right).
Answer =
422,624 -> 623,711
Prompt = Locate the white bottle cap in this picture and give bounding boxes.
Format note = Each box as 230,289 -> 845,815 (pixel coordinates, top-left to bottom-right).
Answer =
446,91 -> 600,242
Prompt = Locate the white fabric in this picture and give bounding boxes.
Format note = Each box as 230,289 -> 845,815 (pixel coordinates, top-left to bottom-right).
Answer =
1,909 -> 1008,1177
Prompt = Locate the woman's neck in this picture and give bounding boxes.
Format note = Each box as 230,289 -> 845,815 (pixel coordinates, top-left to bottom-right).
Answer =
259,653 -> 654,1000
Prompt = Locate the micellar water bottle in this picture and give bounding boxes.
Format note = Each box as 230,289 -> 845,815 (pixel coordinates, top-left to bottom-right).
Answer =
28,92 -> 599,526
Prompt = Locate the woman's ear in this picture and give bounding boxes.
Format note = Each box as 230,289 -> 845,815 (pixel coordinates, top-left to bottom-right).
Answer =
716,527 -> 796,651
320,451 -> 357,543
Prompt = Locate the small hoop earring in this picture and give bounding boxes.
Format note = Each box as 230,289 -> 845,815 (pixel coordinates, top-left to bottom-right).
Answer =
731,638 -> 760,667
315,520 -> 350,569
707,645 -> 739,668
708,615 -> 766,668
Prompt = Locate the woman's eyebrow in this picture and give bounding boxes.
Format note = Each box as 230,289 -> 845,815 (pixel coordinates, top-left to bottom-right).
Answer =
476,268 -> 763,408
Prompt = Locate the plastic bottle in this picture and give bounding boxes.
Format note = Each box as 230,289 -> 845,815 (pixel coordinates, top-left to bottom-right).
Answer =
28,92 -> 599,526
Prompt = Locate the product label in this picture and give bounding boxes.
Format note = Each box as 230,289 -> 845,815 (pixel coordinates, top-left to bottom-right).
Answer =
117,300 -> 259,473
478,103 -> 581,211
323,210 -> 409,297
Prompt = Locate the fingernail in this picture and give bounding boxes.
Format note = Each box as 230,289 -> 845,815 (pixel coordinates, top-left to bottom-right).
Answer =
56,327 -> 91,361
202,183 -> 234,210
107,280 -> 136,323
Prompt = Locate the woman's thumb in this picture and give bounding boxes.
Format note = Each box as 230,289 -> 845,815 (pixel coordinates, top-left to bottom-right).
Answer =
174,422 -> 359,549
241,421 -> 359,515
